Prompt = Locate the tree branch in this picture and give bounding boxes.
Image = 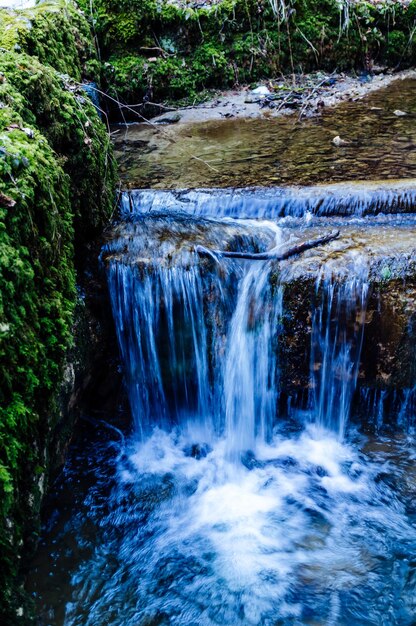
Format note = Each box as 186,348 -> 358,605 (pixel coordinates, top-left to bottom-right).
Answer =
195,230 -> 340,261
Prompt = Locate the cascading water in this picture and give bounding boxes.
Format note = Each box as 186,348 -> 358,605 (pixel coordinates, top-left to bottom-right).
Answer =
223,263 -> 282,460
30,192 -> 416,626
57,208 -> 416,626
107,263 -> 212,436
310,262 -> 369,439
107,221 -> 283,456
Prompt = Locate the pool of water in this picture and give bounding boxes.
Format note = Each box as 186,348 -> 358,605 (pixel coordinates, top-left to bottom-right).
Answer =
28,417 -> 416,626
114,78 -> 416,189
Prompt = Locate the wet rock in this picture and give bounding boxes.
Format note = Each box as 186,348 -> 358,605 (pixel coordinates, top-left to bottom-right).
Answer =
244,97 -> 262,104
154,112 -> 182,124
251,85 -> 271,96
394,109 -> 408,116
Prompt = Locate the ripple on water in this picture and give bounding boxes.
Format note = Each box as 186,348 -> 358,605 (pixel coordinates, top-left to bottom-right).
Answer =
58,425 -> 416,626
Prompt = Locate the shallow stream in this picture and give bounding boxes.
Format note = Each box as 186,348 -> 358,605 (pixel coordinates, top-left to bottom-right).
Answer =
114,78 -> 416,189
28,78 -> 416,625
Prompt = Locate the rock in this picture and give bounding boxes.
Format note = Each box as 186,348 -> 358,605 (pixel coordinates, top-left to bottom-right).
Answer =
251,85 -> 271,96
372,65 -> 388,75
154,112 -> 182,124
0,191 -> 16,208
394,109 -> 408,116
332,135 -> 350,147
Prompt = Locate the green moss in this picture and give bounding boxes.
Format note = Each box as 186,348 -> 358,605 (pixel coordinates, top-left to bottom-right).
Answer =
0,99 -> 75,623
0,0 -> 100,81
0,51 -> 116,250
0,7 -> 117,622
106,41 -> 234,102
83,0 -> 416,105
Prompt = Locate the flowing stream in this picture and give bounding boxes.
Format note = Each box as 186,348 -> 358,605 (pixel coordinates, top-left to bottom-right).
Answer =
27,85 -> 416,625
29,201 -> 415,626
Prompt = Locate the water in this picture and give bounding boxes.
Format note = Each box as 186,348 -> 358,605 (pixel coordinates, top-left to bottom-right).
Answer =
106,220 -> 283,453
40,423 -> 416,626
310,267 -> 369,439
114,78 -> 416,189
120,181 -> 416,220
28,76 -> 416,621
26,205 -> 415,626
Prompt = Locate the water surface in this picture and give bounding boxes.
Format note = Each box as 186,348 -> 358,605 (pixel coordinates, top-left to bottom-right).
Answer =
27,79 -> 416,625
114,78 -> 416,188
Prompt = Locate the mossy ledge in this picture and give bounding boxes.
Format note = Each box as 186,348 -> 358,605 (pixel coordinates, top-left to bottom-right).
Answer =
78,0 -> 416,110
0,2 -> 116,623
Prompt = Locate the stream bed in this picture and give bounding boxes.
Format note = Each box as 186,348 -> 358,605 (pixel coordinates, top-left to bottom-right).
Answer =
114,78 -> 416,189
27,78 -> 416,625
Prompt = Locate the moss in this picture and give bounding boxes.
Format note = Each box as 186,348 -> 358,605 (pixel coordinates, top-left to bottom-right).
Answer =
0,0 -> 100,81
0,6 -> 117,623
0,98 -> 75,623
106,41 -> 234,102
0,51 -> 116,253
82,0 -> 416,106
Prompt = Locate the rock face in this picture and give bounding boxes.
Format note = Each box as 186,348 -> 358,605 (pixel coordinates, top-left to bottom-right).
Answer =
0,2 -> 117,623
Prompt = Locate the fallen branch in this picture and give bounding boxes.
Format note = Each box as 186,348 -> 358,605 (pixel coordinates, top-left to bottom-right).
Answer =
139,46 -> 172,58
195,230 -> 340,261
73,82 -> 221,174
297,71 -> 336,120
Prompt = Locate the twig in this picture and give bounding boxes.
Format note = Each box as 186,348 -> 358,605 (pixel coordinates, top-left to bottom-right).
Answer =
73,82 -> 220,173
140,46 -> 172,57
297,71 -> 336,120
196,230 -> 340,261
295,25 -> 319,65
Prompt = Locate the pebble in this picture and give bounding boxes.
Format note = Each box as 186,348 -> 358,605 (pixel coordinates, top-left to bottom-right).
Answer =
251,86 -> 271,96
332,135 -> 350,147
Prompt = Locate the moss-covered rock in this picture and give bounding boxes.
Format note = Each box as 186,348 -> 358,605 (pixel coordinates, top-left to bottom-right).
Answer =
0,97 -> 75,625
79,0 -> 416,107
0,0 -> 100,80
0,51 -> 116,253
0,4 -> 117,623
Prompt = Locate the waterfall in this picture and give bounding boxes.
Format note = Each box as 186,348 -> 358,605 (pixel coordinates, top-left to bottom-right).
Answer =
58,199 -> 416,626
223,263 -> 282,460
310,266 -> 369,439
108,251 -> 283,455
121,179 -> 416,220
107,214 -> 371,448
107,262 -> 212,437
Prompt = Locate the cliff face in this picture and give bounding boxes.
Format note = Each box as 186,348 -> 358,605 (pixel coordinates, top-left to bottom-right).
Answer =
0,2 -> 116,622
76,0 -> 416,109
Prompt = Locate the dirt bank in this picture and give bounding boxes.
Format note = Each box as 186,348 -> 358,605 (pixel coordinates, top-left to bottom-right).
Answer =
149,69 -> 416,125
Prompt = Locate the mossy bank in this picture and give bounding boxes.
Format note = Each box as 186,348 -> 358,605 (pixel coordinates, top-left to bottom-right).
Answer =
0,2 -> 116,623
78,0 -> 416,111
